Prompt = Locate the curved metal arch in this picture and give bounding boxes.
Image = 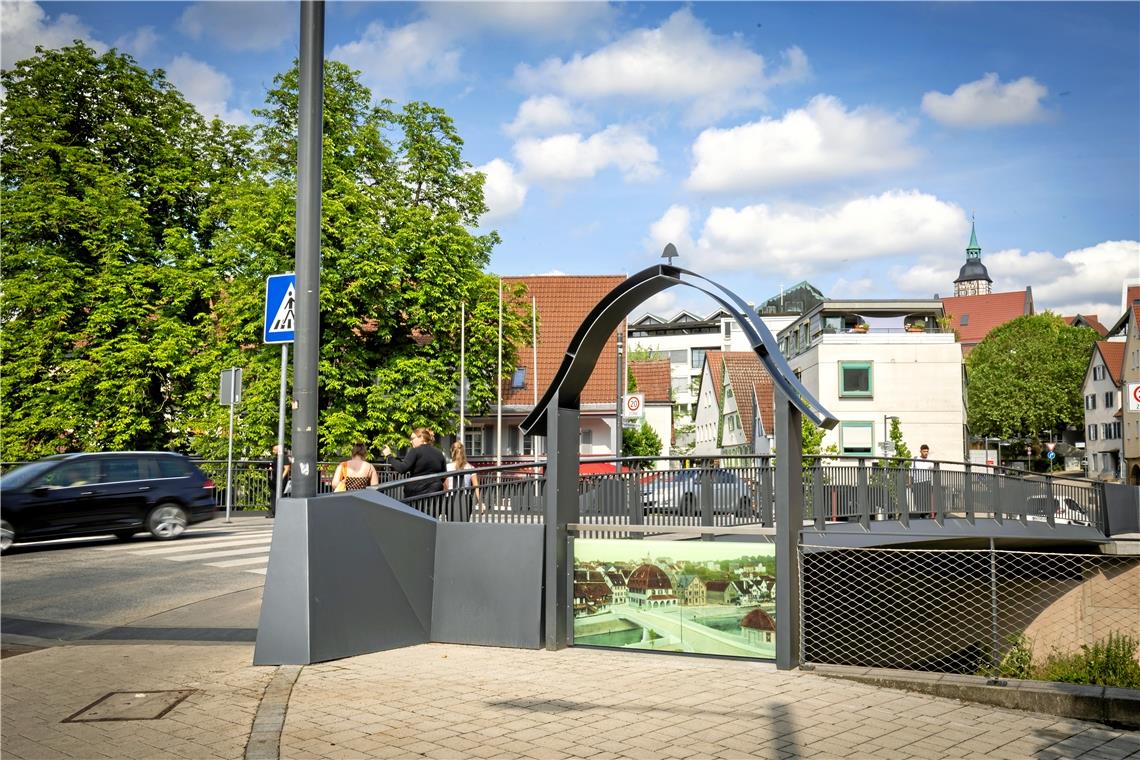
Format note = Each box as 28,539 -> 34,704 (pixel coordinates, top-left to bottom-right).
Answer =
520,264 -> 838,436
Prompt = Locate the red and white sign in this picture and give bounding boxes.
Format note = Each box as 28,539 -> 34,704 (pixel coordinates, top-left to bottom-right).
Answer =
1129,383 -> 1140,412
624,393 -> 645,417
1045,442 -> 1055,452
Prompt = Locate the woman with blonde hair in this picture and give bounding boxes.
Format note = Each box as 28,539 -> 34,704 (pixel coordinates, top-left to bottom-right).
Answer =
448,441 -> 484,518
331,443 -> 379,491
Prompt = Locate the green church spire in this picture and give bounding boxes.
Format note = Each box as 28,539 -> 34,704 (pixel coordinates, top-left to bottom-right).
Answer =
966,218 -> 981,259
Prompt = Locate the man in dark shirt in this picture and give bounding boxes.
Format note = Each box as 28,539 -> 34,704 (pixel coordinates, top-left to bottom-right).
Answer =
382,427 -> 447,498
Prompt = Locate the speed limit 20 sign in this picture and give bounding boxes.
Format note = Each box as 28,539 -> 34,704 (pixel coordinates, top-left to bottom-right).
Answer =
1129,383 -> 1140,412
624,393 -> 645,417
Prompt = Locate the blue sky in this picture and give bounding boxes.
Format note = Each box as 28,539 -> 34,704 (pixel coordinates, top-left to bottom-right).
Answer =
5,1 -> 1138,324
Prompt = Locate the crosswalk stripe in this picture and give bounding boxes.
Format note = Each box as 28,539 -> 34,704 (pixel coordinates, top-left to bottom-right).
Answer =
126,536 -> 273,556
207,556 -> 271,568
166,546 -> 274,562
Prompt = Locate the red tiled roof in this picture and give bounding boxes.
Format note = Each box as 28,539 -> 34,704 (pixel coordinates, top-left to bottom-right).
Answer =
941,289 -> 1033,351
704,350 -> 726,406
1064,314 -> 1109,337
720,353 -> 776,442
501,275 -> 626,407
1096,342 -> 1125,386
629,359 -> 671,403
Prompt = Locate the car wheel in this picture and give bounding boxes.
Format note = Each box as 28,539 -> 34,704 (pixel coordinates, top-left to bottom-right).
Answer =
146,504 -> 187,540
0,519 -> 14,553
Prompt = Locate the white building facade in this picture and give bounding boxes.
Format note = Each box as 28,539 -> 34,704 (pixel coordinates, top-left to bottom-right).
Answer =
1082,342 -> 1124,480
778,300 -> 967,461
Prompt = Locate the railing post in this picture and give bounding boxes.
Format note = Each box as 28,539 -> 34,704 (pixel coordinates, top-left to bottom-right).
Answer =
857,460 -> 871,525
894,466 -> 907,524
1044,474 -> 1056,528
813,465 -> 826,530
964,462 -> 975,525
544,397 -> 579,651
993,471 -> 1004,525
627,471 -> 642,539
761,460 -> 774,526
700,468 -> 714,539
933,463 -> 944,527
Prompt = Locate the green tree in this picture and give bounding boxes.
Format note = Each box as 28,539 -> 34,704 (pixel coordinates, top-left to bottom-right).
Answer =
966,314 -> 1099,441
622,421 -> 663,462
194,61 -> 531,459
0,43 -> 252,460
876,417 -> 913,469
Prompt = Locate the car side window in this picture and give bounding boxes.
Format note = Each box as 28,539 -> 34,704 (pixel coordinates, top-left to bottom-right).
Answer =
100,457 -> 142,483
155,456 -> 191,478
39,460 -> 100,488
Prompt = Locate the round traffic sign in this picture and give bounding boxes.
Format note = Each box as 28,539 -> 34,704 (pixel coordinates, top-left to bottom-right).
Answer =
1047,451 -> 1056,461
1133,385 -> 1140,404
625,396 -> 641,413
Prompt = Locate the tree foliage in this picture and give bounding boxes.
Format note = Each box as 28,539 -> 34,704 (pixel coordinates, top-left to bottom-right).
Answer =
1,48 -> 527,462
1,43 -> 251,460
623,420 -> 663,461
966,314 -> 1099,440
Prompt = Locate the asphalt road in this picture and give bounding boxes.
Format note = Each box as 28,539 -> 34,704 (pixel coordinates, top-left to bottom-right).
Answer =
0,513 -> 270,657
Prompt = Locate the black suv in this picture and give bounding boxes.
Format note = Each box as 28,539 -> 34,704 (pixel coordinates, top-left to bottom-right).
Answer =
0,452 -> 217,552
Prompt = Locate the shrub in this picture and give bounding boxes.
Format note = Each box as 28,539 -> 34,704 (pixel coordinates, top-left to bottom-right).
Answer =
1038,632 -> 1140,689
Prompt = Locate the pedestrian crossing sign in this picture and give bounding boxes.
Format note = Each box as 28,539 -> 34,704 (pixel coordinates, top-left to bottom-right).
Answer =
263,273 -> 296,344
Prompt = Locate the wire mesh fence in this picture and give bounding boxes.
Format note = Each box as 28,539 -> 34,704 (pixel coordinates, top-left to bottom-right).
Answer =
800,544 -> 1140,675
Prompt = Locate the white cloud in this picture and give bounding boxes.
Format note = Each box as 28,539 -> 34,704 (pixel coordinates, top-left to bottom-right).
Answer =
165,55 -> 248,124
514,8 -> 809,123
329,19 -> 461,99
922,73 -> 1048,128
423,2 -> 615,40
646,205 -> 696,257
515,125 -> 660,183
677,190 -> 967,278
504,96 -> 592,137
1,0 -> 103,69
114,27 -> 159,59
892,240 -> 1140,325
687,95 -> 920,192
477,159 -> 528,222
178,2 -> 292,53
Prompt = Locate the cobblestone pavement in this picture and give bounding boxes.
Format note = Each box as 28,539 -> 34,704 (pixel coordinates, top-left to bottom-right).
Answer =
1,644 -> 271,759
3,641 -> 1138,759
281,644 -> 1140,760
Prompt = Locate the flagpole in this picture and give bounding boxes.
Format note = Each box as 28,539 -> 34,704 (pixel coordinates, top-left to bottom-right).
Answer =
496,278 -> 503,467
459,301 -> 466,445
532,294 -> 539,463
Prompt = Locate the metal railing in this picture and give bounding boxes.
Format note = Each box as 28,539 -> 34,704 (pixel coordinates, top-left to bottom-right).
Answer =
375,455 -> 1108,535
800,545 -> 1140,674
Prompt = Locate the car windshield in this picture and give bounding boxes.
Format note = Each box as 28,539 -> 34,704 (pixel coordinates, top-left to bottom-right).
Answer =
0,457 -> 68,490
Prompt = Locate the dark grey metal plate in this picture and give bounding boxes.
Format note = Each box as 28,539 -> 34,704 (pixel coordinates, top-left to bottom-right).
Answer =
62,690 -> 195,722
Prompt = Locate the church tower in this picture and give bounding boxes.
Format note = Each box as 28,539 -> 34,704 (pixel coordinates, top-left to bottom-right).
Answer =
953,219 -> 992,296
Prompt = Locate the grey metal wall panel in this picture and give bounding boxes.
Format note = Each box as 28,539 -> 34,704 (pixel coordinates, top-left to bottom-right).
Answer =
254,491 -> 437,665
431,523 -> 544,649
1104,483 -> 1140,536
253,497 -> 311,665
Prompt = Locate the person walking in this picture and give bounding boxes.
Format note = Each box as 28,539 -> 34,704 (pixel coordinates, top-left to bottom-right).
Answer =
331,443 -> 379,491
447,441 -> 484,519
910,444 -> 934,518
382,428 -> 447,502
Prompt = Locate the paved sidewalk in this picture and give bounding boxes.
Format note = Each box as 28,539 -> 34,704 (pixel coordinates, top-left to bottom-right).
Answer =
3,641 -> 1139,759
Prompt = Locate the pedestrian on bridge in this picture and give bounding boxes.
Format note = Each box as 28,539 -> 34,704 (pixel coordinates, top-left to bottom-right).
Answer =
332,443 -> 379,491
910,444 -> 934,518
382,428 -> 447,500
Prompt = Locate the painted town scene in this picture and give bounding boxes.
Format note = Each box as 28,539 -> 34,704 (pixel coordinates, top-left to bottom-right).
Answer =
573,539 -> 777,659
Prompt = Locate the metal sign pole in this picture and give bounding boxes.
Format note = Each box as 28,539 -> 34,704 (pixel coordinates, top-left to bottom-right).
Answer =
275,344 -> 289,500
225,369 -> 236,523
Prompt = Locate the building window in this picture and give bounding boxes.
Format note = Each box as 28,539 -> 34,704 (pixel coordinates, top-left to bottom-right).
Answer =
1093,366 -> 1105,381
1085,394 -> 1097,410
691,347 -> 717,369
1088,425 -> 1097,441
1105,391 -> 1114,407
960,314 -> 969,326
723,321 -> 732,340
464,428 -> 486,456
839,421 -> 874,456
521,431 -> 535,456
511,367 -> 526,389
580,429 -> 593,446
839,361 -> 873,397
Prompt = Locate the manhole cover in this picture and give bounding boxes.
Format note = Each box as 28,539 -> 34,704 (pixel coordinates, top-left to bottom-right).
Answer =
63,690 -> 195,722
